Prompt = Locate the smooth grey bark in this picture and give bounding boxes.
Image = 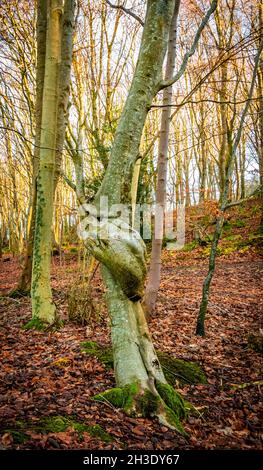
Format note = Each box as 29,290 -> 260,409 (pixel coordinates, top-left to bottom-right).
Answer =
144,0 -> 181,316
83,0 -> 184,429
54,0 -> 76,186
31,0 -> 76,324
31,0 -> 63,324
17,0 -> 76,297
15,0 -> 47,295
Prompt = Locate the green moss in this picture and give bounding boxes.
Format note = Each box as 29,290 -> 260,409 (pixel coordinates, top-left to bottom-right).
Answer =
157,351 -> 207,386
81,341 -> 207,386
93,382 -> 189,435
136,389 -> 160,416
93,384 -> 161,419
223,234 -> 242,241
5,429 -> 29,444
219,245 -> 237,255
123,383 -> 140,413
248,233 -> 263,248
23,317 -> 64,331
202,245 -> 222,257
223,220 -> 232,231
23,317 -> 47,331
162,405 -> 187,436
93,387 -> 126,408
9,415 -> 113,443
155,381 -> 189,435
232,219 -> 246,228
93,383 -> 140,415
155,382 -> 186,420
40,416 -> 68,432
181,240 -> 198,252
80,341 -> 113,369
8,288 -> 30,298
88,424 -> 112,443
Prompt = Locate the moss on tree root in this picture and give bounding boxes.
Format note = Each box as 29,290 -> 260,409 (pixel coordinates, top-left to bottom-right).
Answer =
93,381 -> 188,435
81,341 -> 207,385
81,341 -> 113,369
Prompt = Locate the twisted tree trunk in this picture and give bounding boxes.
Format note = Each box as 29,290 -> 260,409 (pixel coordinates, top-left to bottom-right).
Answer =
82,0 -> 187,430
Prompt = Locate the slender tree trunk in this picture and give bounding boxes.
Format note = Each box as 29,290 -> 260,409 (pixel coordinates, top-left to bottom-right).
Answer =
257,1 -> 263,226
184,163 -> 191,207
240,135 -> 246,199
196,43 -> 262,336
144,0 -> 180,316
199,102 -> 207,202
31,0 -> 63,324
17,0 -> 75,299
54,0 -> 76,188
17,0 -> 75,295
30,0 -> 75,325
235,150 -> 240,200
14,0 -> 47,295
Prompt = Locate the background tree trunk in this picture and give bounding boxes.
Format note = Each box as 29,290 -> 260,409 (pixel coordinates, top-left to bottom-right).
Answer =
144,0 -> 180,316
196,41 -> 263,336
31,0 -> 63,325
15,0 -> 47,295
30,0 -> 76,325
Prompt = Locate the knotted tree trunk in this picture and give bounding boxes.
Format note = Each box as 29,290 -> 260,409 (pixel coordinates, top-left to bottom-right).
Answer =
80,0 -> 188,431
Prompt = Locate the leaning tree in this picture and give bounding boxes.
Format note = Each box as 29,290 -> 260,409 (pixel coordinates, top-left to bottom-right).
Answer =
79,0 -> 217,430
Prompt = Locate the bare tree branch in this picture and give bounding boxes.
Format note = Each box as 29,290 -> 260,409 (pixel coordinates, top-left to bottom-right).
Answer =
158,0 -> 218,90
61,172 -> 76,192
105,0 -> 144,27
150,97 -> 261,108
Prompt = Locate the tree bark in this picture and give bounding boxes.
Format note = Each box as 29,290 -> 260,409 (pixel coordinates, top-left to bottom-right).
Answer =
83,0 -> 188,430
15,0 -> 47,295
144,0 -> 180,316
16,0 -> 76,297
30,0 -> 75,325
257,1 -> 263,225
31,0 -> 63,324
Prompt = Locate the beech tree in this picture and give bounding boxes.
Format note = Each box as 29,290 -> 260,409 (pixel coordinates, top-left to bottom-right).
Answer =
29,0 -> 76,326
78,0 -> 217,429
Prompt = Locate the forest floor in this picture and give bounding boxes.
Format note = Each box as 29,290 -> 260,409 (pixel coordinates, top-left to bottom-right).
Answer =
0,200 -> 262,450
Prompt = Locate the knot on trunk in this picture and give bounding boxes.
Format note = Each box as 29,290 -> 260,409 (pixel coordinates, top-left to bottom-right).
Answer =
84,218 -> 147,300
